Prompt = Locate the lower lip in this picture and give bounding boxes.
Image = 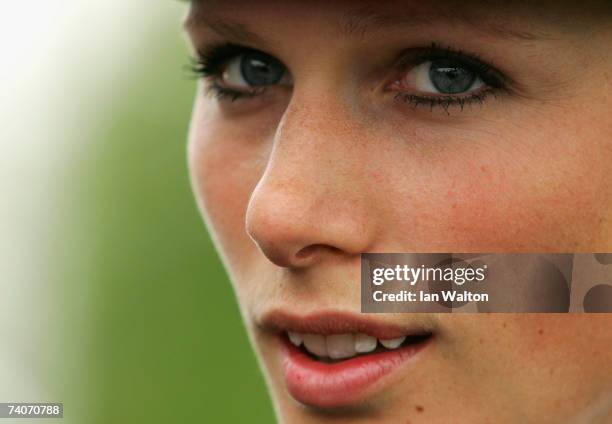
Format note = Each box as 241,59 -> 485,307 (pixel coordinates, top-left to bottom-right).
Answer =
281,336 -> 430,408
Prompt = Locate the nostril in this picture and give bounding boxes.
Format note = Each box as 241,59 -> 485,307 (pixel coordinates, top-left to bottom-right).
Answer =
295,245 -> 317,259
295,244 -> 342,259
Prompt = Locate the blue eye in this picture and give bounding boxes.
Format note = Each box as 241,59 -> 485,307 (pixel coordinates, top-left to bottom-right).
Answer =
428,59 -> 478,94
238,51 -> 286,86
408,59 -> 484,95
222,51 -> 289,88
389,46 -> 508,112
191,44 -> 293,101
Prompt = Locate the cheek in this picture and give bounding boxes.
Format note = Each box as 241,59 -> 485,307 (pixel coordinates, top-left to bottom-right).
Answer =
188,99 -> 274,270
441,155 -> 591,250
486,315 -> 612,386
383,115 -> 611,251
441,315 -> 612,404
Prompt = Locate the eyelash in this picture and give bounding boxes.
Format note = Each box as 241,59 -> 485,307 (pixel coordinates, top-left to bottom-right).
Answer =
188,43 -> 509,109
206,83 -> 262,102
188,43 -> 261,101
395,91 -> 495,114
392,43 -> 508,112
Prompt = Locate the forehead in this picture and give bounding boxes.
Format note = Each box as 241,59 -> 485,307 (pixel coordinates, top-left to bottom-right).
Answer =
185,0 -> 608,42
190,0 -> 612,26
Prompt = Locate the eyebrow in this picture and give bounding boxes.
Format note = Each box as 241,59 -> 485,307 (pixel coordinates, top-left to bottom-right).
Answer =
184,4 -> 551,44
184,10 -> 268,46
194,18 -> 267,45
339,7 -> 550,41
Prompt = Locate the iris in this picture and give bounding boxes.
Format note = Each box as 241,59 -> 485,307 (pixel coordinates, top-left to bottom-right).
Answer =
240,51 -> 286,86
429,59 -> 477,94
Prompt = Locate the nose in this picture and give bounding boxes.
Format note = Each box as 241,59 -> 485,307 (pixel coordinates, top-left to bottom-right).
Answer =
245,93 -> 374,268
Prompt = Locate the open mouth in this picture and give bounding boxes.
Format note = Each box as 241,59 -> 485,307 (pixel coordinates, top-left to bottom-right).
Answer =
286,331 -> 431,363
262,311 -> 433,408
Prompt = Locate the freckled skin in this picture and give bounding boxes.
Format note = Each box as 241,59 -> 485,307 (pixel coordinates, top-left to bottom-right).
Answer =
186,1 -> 612,422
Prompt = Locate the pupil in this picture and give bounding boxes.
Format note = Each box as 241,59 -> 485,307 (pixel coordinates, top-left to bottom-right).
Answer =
240,51 -> 285,86
429,60 -> 476,94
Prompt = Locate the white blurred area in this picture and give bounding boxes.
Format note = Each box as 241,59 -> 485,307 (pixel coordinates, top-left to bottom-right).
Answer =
0,0 -> 186,413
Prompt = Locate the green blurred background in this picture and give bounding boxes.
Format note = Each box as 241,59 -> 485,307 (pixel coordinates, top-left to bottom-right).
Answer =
0,2 -> 275,423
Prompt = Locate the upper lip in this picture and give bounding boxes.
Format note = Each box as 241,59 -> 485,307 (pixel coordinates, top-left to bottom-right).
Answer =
259,309 -> 433,340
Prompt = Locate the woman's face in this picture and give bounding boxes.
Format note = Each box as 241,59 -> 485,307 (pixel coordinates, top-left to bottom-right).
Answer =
185,1 -> 612,422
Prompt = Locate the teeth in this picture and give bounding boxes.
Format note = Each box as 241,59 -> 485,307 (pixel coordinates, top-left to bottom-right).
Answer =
288,332 -> 407,358
302,334 -> 328,357
326,334 -> 356,359
355,333 -> 377,353
379,336 -> 406,349
288,332 -> 302,347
